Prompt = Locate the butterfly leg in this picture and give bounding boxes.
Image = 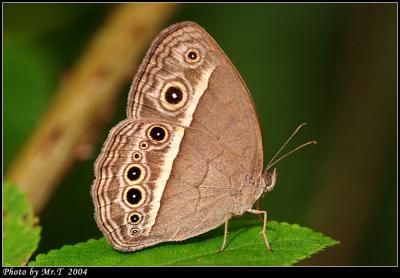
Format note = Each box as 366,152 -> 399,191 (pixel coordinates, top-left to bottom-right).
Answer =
218,214 -> 231,253
255,200 -> 264,223
247,209 -> 272,251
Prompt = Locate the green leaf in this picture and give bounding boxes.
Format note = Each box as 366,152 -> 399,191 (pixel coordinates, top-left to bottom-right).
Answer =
29,221 -> 338,266
3,181 -> 41,266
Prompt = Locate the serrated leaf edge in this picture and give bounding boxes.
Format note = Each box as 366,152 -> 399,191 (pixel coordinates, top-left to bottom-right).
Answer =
30,221 -> 339,266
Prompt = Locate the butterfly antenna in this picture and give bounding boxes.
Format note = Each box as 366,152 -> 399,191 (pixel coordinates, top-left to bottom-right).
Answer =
266,123 -> 317,171
266,122 -> 308,170
266,140 -> 317,171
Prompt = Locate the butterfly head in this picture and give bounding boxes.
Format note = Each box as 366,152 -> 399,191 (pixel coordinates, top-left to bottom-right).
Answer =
262,168 -> 277,193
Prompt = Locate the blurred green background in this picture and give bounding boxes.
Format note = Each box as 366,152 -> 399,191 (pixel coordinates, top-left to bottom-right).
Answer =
3,3 -> 397,265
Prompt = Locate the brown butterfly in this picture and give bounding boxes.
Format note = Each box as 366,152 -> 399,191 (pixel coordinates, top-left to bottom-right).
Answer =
91,21 -> 314,252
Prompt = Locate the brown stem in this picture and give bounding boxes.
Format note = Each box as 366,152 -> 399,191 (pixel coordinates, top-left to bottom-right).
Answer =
6,3 -> 179,214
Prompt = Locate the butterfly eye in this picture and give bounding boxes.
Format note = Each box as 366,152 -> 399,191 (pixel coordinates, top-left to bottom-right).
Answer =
130,228 -> 140,236
147,125 -> 169,144
132,152 -> 142,161
160,82 -> 188,111
124,185 -> 146,208
139,141 -> 149,150
129,212 -> 142,225
124,164 -> 146,185
165,87 -> 182,104
184,48 -> 201,64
